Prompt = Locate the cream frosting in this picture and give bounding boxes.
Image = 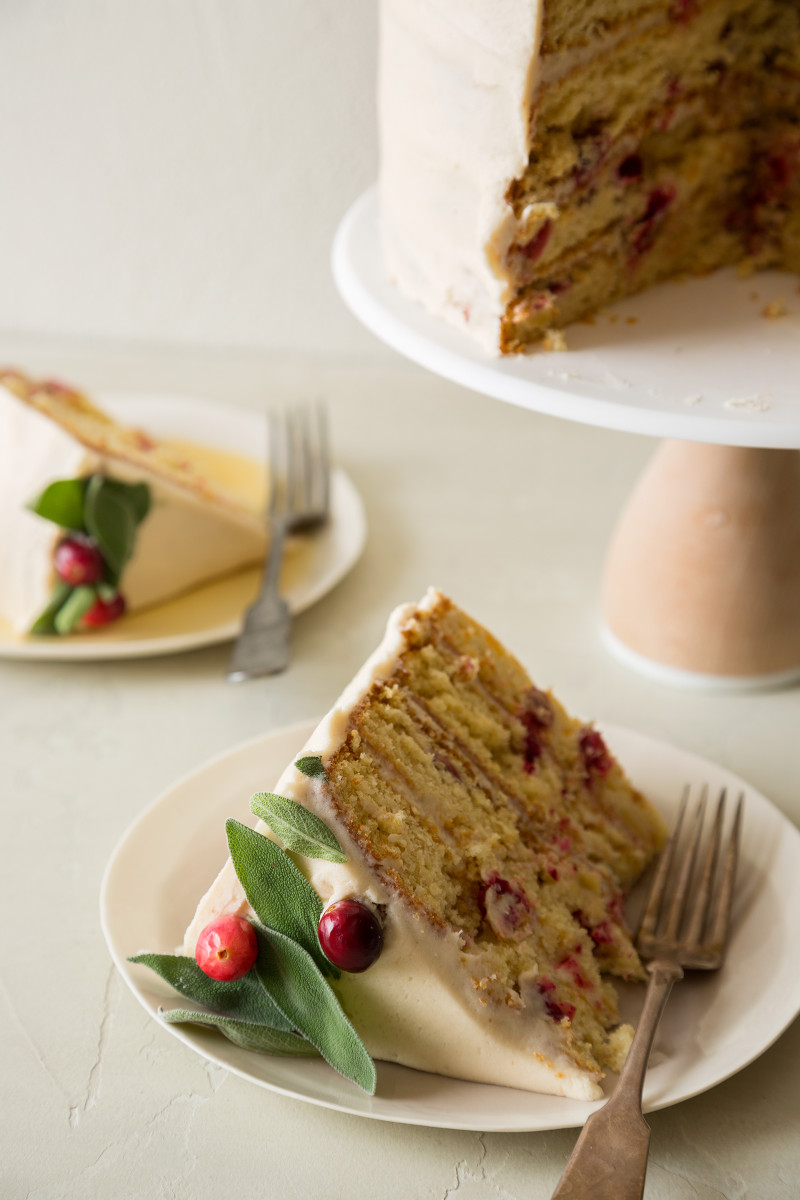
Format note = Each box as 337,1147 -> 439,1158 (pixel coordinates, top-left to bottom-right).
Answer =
184,589 -> 604,1100
0,382 -> 266,633
378,0 -> 544,352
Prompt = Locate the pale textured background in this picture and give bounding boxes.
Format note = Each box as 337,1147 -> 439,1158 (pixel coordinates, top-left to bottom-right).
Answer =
0,2 -> 381,355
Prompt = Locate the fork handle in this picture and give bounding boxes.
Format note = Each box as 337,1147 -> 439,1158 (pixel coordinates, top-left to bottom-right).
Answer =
550,961 -> 683,1200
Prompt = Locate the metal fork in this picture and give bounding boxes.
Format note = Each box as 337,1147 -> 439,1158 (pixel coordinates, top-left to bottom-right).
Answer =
551,785 -> 744,1200
226,403 -> 330,681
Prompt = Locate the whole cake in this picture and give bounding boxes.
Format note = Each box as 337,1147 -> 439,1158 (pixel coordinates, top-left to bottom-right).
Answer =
168,590 -> 666,1099
0,369 -> 266,635
379,0 -> 800,352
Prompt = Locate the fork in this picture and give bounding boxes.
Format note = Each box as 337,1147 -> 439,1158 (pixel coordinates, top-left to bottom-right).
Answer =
226,403 -> 330,681
550,785 -> 744,1200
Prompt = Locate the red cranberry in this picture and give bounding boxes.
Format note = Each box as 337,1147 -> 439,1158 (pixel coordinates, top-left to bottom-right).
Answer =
537,979 -> 576,1023
54,538 -> 104,586
519,219 -> 552,261
318,899 -> 383,973
195,915 -> 258,982
579,729 -> 614,777
617,154 -> 643,182
82,592 -> 127,627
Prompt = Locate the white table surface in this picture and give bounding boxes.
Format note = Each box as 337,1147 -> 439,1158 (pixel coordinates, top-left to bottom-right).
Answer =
1,338 -> 798,1199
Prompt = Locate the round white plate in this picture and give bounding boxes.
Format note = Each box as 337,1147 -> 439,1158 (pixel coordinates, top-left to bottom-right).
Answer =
0,393 -> 366,661
333,186 -> 800,449
101,718 -> 800,1132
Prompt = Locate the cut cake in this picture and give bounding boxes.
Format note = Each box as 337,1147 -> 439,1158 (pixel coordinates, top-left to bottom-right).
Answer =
379,0 -> 800,352
185,589 -> 666,1099
0,368 -> 266,635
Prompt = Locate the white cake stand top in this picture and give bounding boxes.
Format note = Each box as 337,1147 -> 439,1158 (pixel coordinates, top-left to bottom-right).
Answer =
333,186 -> 800,449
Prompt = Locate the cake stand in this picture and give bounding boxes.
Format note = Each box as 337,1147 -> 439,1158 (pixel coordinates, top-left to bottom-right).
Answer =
333,186 -> 800,690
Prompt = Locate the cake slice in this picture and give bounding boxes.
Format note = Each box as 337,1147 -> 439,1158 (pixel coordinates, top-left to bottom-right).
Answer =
0,368 -> 266,635
182,589 -> 666,1099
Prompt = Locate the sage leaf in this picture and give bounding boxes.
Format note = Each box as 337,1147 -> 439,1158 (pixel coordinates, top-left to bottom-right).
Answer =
225,820 -> 337,978
53,585 -> 96,634
255,927 -> 376,1094
29,580 -> 72,635
128,952 -> 293,1031
250,792 -> 346,864
96,580 -> 119,603
162,1009 -> 318,1056
27,478 -> 86,531
84,475 -> 136,576
104,478 -> 151,523
295,755 -> 326,780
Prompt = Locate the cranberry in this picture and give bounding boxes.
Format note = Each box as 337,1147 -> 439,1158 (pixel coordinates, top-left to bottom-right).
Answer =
617,154 -> 643,182
318,899 -> 383,973
82,592 -> 127,627
54,538 -> 104,586
519,219 -> 552,261
537,979 -> 576,1023
479,874 -> 533,941
195,915 -> 258,982
579,729 -> 614,777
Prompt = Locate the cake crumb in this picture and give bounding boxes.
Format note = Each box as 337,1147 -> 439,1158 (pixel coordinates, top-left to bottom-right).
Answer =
542,330 -> 568,352
724,394 -> 772,413
762,299 -> 787,319
546,368 -> 582,381
604,373 -> 631,389
683,394 -> 703,406
626,316 -> 638,325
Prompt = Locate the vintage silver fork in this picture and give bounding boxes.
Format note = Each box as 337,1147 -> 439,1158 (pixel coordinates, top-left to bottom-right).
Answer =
551,785 -> 744,1200
227,403 -> 330,681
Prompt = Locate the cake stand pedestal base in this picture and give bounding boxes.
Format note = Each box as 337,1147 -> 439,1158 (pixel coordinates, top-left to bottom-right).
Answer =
602,441 -> 800,690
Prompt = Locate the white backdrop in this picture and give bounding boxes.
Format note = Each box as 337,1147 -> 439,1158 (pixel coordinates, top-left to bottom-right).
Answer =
0,2 -> 381,355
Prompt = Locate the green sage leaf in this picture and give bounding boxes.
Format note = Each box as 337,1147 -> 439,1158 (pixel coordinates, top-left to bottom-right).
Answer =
96,580 -> 119,603
84,475 -> 136,577
161,1009 -> 318,1056
27,478 -> 86,531
129,952 -> 294,1031
103,478 -> 151,524
225,820 -> 337,978
295,755 -> 326,780
29,580 -> 72,635
255,926 -> 376,1094
53,585 -> 96,634
250,792 -> 346,864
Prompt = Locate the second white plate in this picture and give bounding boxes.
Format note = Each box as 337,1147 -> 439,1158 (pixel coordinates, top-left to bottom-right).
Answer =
101,719 -> 800,1132
0,393 -> 366,661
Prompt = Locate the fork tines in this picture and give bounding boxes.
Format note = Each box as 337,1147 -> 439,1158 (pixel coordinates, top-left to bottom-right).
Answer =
637,785 -> 744,969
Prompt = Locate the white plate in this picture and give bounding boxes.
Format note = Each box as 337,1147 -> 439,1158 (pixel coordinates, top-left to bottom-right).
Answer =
101,719 -> 800,1132
333,186 -> 800,449
0,393 -> 366,661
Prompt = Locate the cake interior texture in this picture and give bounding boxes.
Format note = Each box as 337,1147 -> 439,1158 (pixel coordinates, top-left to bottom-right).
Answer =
319,592 -> 666,1081
380,0 -> 800,352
